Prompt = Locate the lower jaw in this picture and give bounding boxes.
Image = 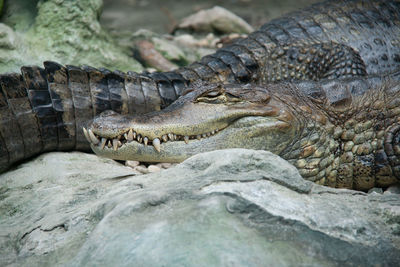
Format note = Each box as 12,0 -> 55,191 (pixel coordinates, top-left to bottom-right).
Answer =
91,138 -> 206,163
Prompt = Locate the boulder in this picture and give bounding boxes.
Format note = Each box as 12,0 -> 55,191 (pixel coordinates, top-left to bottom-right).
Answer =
0,149 -> 399,266
174,6 -> 254,35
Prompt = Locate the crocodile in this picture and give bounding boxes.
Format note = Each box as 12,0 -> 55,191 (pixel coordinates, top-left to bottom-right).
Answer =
87,74 -> 400,191
1,0 -> 400,187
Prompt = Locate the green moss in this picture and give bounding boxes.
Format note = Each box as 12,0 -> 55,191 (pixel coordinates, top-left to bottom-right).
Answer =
0,0 -> 38,32
0,0 -> 142,73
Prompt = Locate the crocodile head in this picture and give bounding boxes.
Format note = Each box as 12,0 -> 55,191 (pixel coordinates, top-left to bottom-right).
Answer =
86,83 -> 302,162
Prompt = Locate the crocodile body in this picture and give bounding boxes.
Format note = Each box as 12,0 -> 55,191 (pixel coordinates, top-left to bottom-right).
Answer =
1,0 -> 400,180
89,73 -> 400,190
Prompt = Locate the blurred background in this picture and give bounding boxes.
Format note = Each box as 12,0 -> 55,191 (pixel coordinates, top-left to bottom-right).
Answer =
101,0 -> 318,34
0,0 -> 319,73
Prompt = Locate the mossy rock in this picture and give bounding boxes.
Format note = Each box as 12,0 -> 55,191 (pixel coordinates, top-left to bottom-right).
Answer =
0,0 -> 142,73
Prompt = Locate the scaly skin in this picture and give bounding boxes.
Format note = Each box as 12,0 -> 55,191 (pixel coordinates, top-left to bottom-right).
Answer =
1,0 -> 400,175
88,75 -> 400,190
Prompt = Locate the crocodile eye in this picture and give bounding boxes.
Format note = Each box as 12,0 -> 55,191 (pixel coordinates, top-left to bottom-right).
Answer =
205,91 -> 222,97
196,91 -> 241,104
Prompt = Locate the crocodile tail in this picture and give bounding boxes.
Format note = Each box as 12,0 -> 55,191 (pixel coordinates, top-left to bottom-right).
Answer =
0,61 -> 185,172
0,72 -> 36,171
175,44 -> 260,86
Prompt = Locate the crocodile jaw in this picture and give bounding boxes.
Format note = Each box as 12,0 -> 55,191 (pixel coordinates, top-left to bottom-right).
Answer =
90,116 -> 295,162
87,83 -> 297,162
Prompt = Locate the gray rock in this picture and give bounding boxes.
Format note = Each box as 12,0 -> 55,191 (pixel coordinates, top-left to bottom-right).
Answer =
152,37 -> 188,64
125,160 -> 140,168
368,187 -> 384,194
174,6 -> 254,35
0,149 -> 399,266
385,184 -> 400,195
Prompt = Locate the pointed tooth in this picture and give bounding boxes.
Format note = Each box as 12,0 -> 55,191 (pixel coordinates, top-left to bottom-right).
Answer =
107,140 -> 112,148
113,139 -> 119,151
215,129 -> 219,133
168,133 -> 174,141
118,141 -> 122,147
88,129 -> 100,144
124,133 -> 128,140
127,129 -> 134,141
137,134 -> 142,143
83,127 -> 91,143
100,138 -> 107,149
133,131 -> 137,139
184,135 -> 189,144
144,137 -> 148,146
211,130 -> 215,135
206,132 -> 211,137
196,135 -> 201,140
202,133 -> 207,138
153,138 -> 161,152
162,134 -> 168,142
173,134 -> 177,141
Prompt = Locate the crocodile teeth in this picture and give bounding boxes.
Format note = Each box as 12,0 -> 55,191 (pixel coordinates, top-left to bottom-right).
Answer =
118,141 -> 122,147
137,134 -> 142,143
196,135 -> 201,140
112,139 -> 119,151
124,133 -> 128,140
144,137 -> 148,146
202,133 -> 207,138
168,133 -> 174,141
211,130 -> 215,135
153,138 -> 161,152
83,127 -> 91,143
133,131 -> 137,139
162,135 -> 168,142
127,129 -> 134,141
184,136 -> 189,144
107,140 -> 112,148
206,132 -> 211,137
88,129 -> 100,145
100,138 -> 107,149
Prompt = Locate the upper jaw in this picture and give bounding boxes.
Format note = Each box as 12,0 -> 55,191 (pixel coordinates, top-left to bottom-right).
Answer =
86,100 -> 249,153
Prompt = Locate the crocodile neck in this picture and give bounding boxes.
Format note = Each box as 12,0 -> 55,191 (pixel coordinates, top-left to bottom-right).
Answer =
280,84 -> 400,190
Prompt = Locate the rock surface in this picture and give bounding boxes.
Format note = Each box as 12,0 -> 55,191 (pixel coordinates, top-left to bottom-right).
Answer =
1,149 -> 399,266
173,6 -> 254,34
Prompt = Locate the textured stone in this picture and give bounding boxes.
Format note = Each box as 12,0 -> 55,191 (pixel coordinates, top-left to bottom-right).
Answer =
134,165 -> 149,174
125,160 -> 140,168
384,184 -> 400,195
147,165 -> 161,173
0,149 -> 399,266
